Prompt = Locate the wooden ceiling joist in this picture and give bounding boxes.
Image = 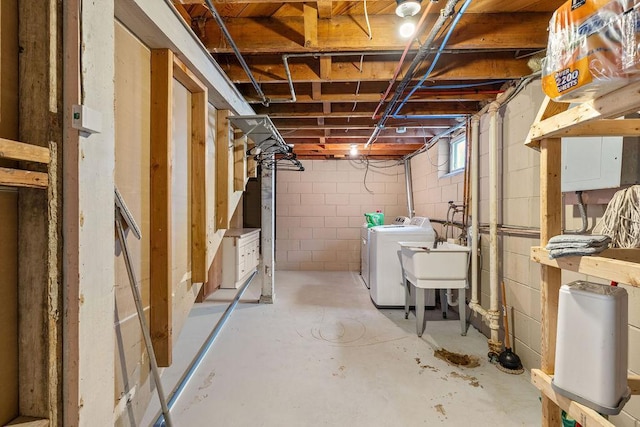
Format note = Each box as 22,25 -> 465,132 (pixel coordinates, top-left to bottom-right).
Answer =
203,13 -> 550,53
220,52 -> 534,83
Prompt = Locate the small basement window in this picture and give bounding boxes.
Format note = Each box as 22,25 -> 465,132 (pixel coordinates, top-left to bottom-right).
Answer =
448,134 -> 466,173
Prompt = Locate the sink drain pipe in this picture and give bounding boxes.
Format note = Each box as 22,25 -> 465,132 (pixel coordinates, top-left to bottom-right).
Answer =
468,86 -> 515,355
153,271 -> 258,426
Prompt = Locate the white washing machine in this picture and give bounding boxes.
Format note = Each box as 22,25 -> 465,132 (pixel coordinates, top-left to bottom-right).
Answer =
369,217 -> 436,307
361,216 -> 411,289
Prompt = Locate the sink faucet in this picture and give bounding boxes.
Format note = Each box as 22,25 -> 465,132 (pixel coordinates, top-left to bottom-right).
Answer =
433,229 -> 445,249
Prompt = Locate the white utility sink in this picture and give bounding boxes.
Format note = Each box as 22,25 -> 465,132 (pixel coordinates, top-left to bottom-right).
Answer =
399,241 -> 470,283
398,241 -> 470,337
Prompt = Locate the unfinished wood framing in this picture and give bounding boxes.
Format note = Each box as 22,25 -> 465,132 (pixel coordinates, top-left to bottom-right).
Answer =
527,92 -> 640,426
0,138 -> 50,163
539,137 -> 562,426
150,49 -> 210,365
0,167 -> 48,188
173,55 -> 208,284
234,133 -> 247,192
532,370 -> 615,427
216,109 -> 231,230
150,48 -> 174,367
17,0 -> 62,425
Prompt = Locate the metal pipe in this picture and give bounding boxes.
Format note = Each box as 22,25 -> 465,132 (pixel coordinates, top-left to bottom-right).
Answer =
162,0 -> 254,108
203,0 -> 269,106
154,271 -> 258,426
404,159 -> 415,218
391,114 -> 468,120
371,0 -> 436,119
364,0 -> 462,148
115,218 -> 173,427
394,0 -> 473,116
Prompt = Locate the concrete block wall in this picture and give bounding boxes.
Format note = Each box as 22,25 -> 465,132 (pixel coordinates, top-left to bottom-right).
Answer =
275,159 -> 408,271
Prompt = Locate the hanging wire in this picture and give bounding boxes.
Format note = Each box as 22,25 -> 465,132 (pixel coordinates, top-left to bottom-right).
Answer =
350,55 -> 365,116
363,0 -> 373,40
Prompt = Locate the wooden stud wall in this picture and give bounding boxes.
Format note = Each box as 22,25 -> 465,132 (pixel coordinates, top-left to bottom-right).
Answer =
150,49 -> 174,367
173,56 -> 208,284
150,50 -> 209,366
234,133 -> 247,192
216,109 -> 231,230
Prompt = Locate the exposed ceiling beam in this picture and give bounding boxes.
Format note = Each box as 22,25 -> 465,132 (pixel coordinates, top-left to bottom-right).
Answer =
271,117 -> 456,128
219,53 -> 533,83
202,13 -> 550,53
253,101 -> 478,116
281,128 -> 439,138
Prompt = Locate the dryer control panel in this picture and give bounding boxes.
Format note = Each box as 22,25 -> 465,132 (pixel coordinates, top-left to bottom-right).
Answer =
392,216 -> 410,225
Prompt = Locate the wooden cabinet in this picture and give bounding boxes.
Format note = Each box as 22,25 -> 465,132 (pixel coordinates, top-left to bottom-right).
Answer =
221,228 -> 260,289
525,83 -> 640,427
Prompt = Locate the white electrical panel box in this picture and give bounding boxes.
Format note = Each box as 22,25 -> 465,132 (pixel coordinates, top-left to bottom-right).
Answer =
561,135 -> 640,192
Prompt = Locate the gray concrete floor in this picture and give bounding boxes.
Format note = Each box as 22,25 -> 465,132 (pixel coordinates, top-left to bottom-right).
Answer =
143,271 -> 541,426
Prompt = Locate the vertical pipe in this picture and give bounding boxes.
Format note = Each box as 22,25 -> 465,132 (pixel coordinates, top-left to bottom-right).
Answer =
470,116 -> 480,307
404,159 -> 415,218
488,102 -> 500,346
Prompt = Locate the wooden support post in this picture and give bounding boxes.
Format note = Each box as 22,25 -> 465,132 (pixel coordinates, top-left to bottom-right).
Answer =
18,0 -> 62,425
539,137 -> 562,427
150,49 -> 174,367
216,109 -> 230,230
191,90 -> 208,284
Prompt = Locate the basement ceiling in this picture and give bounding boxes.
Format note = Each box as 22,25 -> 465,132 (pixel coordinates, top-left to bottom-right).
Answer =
172,0 -> 563,159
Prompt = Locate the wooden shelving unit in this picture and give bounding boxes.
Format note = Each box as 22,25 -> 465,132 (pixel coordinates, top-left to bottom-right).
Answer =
524,83 -> 640,426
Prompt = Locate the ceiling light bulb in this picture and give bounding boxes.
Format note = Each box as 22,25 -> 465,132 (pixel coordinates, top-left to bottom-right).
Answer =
399,21 -> 416,38
395,0 -> 421,18
350,145 -> 358,156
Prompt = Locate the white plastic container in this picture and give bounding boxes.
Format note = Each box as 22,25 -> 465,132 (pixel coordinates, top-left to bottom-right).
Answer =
552,281 -> 630,414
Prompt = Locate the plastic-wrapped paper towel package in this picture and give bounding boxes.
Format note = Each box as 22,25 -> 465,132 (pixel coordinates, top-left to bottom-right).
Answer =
542,0 -> 640,102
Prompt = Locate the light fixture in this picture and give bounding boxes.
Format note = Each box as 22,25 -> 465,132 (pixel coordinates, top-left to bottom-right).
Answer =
350,145 -> 358,156
395,0 -> 421,18
399,21 -> 416,38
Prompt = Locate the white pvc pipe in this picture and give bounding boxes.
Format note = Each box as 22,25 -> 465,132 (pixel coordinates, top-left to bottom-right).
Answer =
488,101 -> 501,346
467,87 -> 515,353
470,115 -> 480,308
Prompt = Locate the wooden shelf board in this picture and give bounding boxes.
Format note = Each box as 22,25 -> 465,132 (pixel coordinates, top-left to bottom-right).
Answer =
531,369 -> 615,427
530,247 -> 640,287
0,137 -> 50,164
0,167 -> 48,189
526,79 -> 640,144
